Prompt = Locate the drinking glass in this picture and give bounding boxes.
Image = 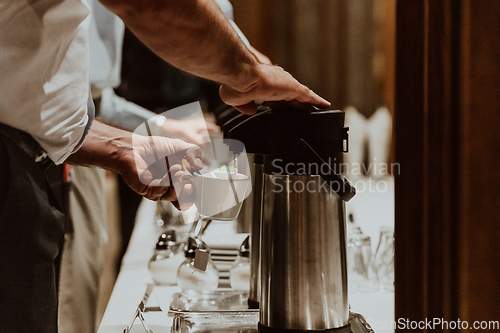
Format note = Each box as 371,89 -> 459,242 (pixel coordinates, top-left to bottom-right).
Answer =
155,201 -> 199,244
347,235 -> 379,293
374,226 -> 394,292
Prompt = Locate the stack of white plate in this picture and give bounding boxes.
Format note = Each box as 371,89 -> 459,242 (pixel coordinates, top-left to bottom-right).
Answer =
210,247 -> 239,287
202,221 -> 249,288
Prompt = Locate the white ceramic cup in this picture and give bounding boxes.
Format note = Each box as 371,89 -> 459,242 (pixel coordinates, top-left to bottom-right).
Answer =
192,170 -> 251,221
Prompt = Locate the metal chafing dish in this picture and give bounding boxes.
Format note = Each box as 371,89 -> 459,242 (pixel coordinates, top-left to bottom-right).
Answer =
168,291 -> 374,333
169,290 -> 258,333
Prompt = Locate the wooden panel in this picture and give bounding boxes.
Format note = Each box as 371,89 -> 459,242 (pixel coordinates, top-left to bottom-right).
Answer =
424,0 -> 460,324
394,0 -> 462,328
393,0 -> 426,325
317,0 -> 348,109
458,0 -> 500,324
395,0 -> 500,330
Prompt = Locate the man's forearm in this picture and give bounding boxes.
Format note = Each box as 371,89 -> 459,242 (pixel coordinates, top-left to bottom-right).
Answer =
100,0 -> 261,92
67,121 -> 203,202
66,120 -> 131,173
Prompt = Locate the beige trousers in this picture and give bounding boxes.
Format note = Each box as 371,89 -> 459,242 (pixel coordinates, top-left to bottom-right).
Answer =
58,166 -> 108,333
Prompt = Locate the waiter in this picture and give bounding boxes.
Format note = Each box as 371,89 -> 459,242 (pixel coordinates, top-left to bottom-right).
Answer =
0,0 -> 329,331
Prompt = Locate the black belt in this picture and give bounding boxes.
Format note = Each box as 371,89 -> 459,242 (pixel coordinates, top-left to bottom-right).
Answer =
0,123 -> 53,170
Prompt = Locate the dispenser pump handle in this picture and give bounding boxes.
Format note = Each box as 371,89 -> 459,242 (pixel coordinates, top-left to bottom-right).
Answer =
294,139 -> 356,202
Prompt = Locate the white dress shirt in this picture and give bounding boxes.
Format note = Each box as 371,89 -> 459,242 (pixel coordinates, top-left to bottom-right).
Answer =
0,0 -> 91,164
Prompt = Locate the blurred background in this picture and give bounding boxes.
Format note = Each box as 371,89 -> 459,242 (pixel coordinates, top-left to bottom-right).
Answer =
232,0 -> 395,118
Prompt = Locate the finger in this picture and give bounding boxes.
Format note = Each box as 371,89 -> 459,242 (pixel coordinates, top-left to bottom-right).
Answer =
155,165 -> 186,201
179,185 -> 195,210
171,169 -> 186,198
234,101 -> 258,115
195,142 -> 212,166
169,166 -> 186,185
143,176 -> 172,201
167,181 -> 195,210
138,168 -> 154,187
143,157 -> 170,183
169,168 -> 192,208
294,85 -> 331,109
136,151 -> 168,186
161,187 -> 179,202
166,138 -> 204,168
183,181 -> 194,196
219,65 -> 330,112
142,179 -> 168,201
144,164 -> 182,201
156,137 -> 196,163
184,146 -> 204,170
219,85 -> 254,111
259,65 -> 330,108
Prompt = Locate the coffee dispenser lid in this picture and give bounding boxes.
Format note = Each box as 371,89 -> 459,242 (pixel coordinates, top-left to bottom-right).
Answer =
227,102 -> 356,201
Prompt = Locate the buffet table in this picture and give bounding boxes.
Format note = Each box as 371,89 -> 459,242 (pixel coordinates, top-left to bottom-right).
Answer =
97,177 -> 395,333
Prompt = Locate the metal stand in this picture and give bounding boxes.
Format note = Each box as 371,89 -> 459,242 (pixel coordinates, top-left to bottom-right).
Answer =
123,284 -> 156,333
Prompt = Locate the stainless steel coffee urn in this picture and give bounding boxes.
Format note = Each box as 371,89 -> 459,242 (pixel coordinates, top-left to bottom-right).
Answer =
227,104 -> 356,332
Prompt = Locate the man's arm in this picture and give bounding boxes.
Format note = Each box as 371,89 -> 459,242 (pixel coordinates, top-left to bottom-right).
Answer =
99,0 -> 330,114
67,120 -> 203,205
100,0 -> 259,91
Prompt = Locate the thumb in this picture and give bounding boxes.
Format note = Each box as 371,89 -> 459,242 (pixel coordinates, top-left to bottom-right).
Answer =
184,145 -> 204,170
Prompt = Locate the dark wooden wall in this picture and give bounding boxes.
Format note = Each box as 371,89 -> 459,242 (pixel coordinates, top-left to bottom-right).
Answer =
457,0 -> 500,325
394,1 -> 500,331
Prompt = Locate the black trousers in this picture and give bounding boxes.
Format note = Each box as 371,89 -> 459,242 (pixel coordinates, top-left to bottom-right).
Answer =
0,132 -> 66,333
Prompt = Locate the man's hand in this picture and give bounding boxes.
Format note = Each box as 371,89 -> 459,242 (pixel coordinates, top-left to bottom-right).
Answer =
67,121 -> 203,208
125,135 -> 203,207
219,64 -> 330,115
